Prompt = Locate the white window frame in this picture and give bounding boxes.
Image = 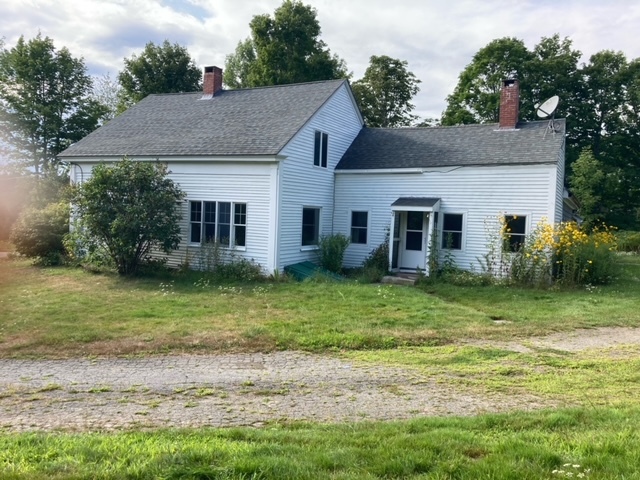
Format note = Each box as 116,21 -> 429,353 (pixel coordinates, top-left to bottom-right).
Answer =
440,213 -> 465,251
189,200 -> 247,250
313,130 -> 328,168
301,206 -> 321,249
350,210 -> 369,245
503,214 -> 528,252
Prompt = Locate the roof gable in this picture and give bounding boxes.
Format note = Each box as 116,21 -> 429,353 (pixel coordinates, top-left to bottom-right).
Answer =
336,119 -> 566,170
59,79 -> 348,158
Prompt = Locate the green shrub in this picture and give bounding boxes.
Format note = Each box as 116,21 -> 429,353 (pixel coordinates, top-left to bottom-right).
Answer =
71,158 -> 185,275
361,238 -> 390,282
617,231 -> 640,253
63,220 -> 114,270
317,233 -> 350,273
10,202 -> 69,262
553,223 -> 618,286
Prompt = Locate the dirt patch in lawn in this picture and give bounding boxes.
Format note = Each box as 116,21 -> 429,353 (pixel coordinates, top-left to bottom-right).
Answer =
461,327 -> 640,353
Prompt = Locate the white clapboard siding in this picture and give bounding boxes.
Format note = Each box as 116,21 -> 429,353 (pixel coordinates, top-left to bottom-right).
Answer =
335,163 -> 561,270
71,161 -> 278,272
554,142 -> 566,223
277,83 -> 363,268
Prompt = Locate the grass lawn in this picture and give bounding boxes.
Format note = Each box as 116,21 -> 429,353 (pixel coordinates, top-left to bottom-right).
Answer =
1,407 -> 639,479
0,255 -> 639,358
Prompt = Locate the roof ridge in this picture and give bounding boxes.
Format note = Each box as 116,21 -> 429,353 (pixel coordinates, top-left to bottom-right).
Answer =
144,79 -> 347,98
226,78 -> 347,93
368,118 -> 566,132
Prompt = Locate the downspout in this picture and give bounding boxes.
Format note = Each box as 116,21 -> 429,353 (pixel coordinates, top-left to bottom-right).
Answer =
69,162 -> 84,184
331,168 -> 336,235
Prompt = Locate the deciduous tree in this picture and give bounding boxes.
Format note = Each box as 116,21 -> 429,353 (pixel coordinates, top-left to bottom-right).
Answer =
351,55 -> 421,128
224,1 -> 348,88
91,72 -> 122,122
0,34 -> 107,175
441,37 -> 533,125
118,40 -> 201,107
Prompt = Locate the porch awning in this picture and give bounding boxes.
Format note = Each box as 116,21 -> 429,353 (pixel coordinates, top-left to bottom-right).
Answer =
390,197 -> 440,212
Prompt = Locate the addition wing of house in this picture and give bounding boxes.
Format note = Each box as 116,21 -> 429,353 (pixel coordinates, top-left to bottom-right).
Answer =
334,118 -> 567,272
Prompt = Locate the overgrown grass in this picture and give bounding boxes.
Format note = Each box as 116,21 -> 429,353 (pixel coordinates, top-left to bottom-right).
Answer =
418,255 -> 640,336
1,256 -> 639,357
347,344 -> 640,406
1,406 -> 639,479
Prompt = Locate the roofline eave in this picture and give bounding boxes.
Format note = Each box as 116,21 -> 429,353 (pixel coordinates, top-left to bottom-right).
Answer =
335,161 -> 559,173
58,154 -> 286,163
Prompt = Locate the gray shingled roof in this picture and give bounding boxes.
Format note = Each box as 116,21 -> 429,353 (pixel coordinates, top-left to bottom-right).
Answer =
391,197 -> 440,208
336,119 -> 565,170
59,79 -> 347,158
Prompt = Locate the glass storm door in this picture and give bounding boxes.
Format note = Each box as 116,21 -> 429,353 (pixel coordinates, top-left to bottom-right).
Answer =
400,211 -> 427,270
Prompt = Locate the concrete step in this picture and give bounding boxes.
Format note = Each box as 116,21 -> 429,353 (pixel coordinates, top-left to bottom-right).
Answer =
381,275 -> 417,286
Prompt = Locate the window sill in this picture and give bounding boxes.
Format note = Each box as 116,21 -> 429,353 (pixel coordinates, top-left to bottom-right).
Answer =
188,243 -> 246,252
300,245 -> 319,251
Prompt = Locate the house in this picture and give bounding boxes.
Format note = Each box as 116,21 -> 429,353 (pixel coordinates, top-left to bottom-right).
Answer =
59,68 -> 566,275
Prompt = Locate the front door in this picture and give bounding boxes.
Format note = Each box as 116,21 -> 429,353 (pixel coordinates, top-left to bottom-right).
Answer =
400,211 -> 426,270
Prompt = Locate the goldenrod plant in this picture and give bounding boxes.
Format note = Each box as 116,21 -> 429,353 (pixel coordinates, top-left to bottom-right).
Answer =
486,215 -> 619,287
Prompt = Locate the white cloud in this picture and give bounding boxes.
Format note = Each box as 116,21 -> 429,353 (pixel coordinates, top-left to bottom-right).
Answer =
2,0 -> 639,120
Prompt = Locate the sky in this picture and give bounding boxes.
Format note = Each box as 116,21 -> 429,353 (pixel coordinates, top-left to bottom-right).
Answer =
2,0 -> 640,120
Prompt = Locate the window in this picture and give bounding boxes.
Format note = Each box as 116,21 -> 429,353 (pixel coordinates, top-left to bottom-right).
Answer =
313,130 -> 328,168
217,202 -> 231,245
441,213 -> 463,250
190,201 -> 202,243
405,211 -> 424,251
190,200 -> 247,247
351,211 -> 368,244
234,204 -> 247,247
204,202 -> 216,242
504,215 -> 526,251
302,207 -> 320,246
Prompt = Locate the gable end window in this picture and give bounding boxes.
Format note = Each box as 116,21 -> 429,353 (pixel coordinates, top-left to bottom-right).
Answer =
441,213 -> 463,250
302,207 -> 320,246
313,130 -> 328,168
190,200 -> 246,247
351,211 -> 368,244
504,215 -> 526,252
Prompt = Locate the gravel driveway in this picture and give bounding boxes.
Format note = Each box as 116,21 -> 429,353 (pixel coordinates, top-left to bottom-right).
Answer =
0,352 -> 548,432
3,327 -> 637,432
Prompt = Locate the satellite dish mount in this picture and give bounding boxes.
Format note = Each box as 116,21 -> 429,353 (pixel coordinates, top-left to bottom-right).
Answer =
535,95 -> 560,136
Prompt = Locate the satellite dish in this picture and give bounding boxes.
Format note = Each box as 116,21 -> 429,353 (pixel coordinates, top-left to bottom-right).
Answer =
536,95 -> 559,118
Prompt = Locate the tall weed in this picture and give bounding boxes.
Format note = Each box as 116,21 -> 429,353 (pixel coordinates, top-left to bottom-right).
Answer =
481,216 -> 618,287
187,241 -> 264,282
317,233 -> 350,273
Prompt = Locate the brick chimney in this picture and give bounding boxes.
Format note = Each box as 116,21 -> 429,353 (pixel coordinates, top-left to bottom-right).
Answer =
202,66 -> 223,99
499,78 -> 519,129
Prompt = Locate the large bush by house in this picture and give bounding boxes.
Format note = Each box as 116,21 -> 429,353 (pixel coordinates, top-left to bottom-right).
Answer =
71,158 -> 185,275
